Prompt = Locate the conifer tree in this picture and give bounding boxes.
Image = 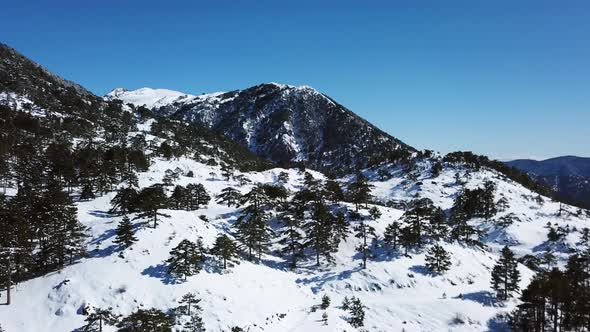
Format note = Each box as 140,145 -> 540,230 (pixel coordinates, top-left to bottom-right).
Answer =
277,207 -> 305,269
383,221 -> 400,252
80,183 -> 96,201
113,216 -> 137,250
210,234 -> 239,269
220,163 -> 234,181
354,218 -> 377,269
186,183 -> 211,210
324,178 -> 344,203
491,246 -> 521,300
177,292 -> 202,316
110,187 -> 138,215
216,187 -> 241,207
277,171 -> 289,185
348,173 -> 374,211
348,297 -> 366,328
426,207 -> 449,242
169,185 -> 188,210
320,294 -> 331,309
401,198 -> 435,248
425,244 -> 452,274
136,184 -> 169,228
82,307 -> 120,332
234,186 -> 272,262
332,211 -> 350,242
117,308 -> 174,332
166,239 -> 206,281
305,202 -> 337,266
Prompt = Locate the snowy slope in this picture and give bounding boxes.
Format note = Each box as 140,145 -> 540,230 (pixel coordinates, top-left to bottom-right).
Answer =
105,87 -> 197,109
2,141 -> 588,331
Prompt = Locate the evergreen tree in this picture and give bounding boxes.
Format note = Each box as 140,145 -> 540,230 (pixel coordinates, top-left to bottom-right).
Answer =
491,246 -> 521,300
426,207 -> 448,242
233,186 -> 272,262
305,202 -> 337,266
400,198 -> 436,248
82,307 -> 120,332
186,183 -> 210,210
80,183 -> 96,201
210,234 -> 239,269
320,294 -> 331,309
113,216 -> 137,250
220,163 -> 234,181
425,244 -> 452,274
348,297 -> 366,328
169,185 -> 188,210
166,239 -> 206,281
216,187 -> 241,207
176,292 -> 202,316
354,217 -> 377,269
348,173 -> 374,211
332,211 -> 350,243
277,171 -> 289,185
277,206 -> 305,269
383,221 -> 400,253
324,178 -> 344,203
110,187 -> 138,215
136,184 -> 169,228
117,308 -> 174,332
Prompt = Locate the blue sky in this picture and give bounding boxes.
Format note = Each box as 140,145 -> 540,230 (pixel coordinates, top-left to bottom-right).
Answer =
2,0 -> 589,160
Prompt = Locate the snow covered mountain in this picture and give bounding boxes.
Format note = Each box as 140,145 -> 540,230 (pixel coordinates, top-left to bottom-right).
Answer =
2,43 -> 590,332
106,84 -> 413,174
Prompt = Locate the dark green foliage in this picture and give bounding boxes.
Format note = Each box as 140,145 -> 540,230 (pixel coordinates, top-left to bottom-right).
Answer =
135,185 -> 169,228
491,246 -> 521,301
233,186 -> 273,262
82,307 -> 120,332
400,198 -> 437,249
113,216 -> 138,250
166,239 -> 206,281
210,234 -> 239,269
347,173 -> 374,211
117,308 -> 174,332
278,205 -> 305,268
305,202 -> 338,266
431,161 -> 443,177
110,187 -> 139,215
277,171 -> 289,184
425,244 -> 452,274
169,184 -> 210,210
320,294 -> 331,309
383,221 -> 400,252
348,297 -> 366,328
324,178 -> 344,203
510,252 -> 590,332
354,218 -> 377,269
216,187 -> 241,207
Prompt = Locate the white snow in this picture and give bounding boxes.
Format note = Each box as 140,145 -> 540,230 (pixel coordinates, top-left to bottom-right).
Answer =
1,124 -> 589,331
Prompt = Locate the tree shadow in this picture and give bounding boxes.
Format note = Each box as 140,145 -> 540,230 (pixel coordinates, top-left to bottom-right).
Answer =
295,266 -> 363,293
455,291 -> 501,308
486,314 -> 510,331
88,210 -> 112,218
141,263 -> 181,285
408,265 -> 432,276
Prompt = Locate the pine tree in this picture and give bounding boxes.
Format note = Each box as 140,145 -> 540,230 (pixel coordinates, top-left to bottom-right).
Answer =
426,207 -> 448,242
348,297 -> 366,328
169,185 -> 188,210
332,211 -> 349,242
491,246 -> 521,300
341,296 -> 351,310
216,187 -> 241,207
354,218 -> 376,269
425,244 -> 452,274
383,221 -> 400,252
320,294 -> 331,309
186,183 -> 210,210
166,239 -> 206,281
80,183 -> 96,201
324,178 -> 344,203
177,292 -> 202,316
305,202 -> 337,266
113,216 -> 137,250
82,307 -> 120,332
136,184 -> 169,228
110,187 -> 138,215
234,186 -> 272,262
210,234 -> 239,269
348,173 -> 374,211
277,171 -> 289,184
277,207 -> 305,269
117,308 -> 174,332
400,198 -> 435,248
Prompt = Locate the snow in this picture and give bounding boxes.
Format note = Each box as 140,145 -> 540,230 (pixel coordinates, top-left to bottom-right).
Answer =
1,137 -> 589,331
105,87 -> 196,109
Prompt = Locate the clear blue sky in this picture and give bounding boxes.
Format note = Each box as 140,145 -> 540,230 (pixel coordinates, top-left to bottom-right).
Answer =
2,0 -> 589,160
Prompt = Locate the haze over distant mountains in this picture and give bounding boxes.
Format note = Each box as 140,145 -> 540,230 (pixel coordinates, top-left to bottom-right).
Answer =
506,156 -> 590,209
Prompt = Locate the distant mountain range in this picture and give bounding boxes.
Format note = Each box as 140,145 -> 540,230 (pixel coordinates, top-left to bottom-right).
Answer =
506,156 -> 590,209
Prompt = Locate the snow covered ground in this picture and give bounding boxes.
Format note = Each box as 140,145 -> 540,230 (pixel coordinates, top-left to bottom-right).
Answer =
1,149 -> 589,331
